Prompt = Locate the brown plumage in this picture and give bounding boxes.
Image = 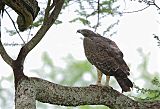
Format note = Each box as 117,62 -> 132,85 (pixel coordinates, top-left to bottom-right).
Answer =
77,29 -> 133,92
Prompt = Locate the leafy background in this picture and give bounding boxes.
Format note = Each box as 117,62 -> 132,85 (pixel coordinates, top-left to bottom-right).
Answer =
0,50 -> 160,109
0,0 -> 160,109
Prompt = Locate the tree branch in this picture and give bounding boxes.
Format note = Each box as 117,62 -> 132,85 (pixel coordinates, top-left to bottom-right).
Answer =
47,0 -> 64,27
94,0 -> 100,32
149,0 -> 160,10
4,0 -> 40,31
4,9 -> 25,44
123,5 -> 150,14
0,14 -> 13,67
16,77 -> 160,109
15,0 -> 64,66
0,40 -> 14,67
15,77 -> 36,109
127,0 -> 160,14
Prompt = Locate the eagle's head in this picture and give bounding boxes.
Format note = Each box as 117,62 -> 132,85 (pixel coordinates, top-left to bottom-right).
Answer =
77,29 -> 97,37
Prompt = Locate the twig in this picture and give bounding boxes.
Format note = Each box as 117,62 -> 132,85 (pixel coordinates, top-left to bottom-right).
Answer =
150,1 -> 160,10
27,27 -> 32,42
15,0 -> 64,67
153,34 -> 160,47
128,0 -> 160,12
0,13 -> 13,66
94,0 -> 100,32
43,0 -> 52,23
4,9 -> 25,44
123,5 -> 150,14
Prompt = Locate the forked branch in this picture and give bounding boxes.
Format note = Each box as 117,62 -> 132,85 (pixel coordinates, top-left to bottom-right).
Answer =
16,0 -> 64,66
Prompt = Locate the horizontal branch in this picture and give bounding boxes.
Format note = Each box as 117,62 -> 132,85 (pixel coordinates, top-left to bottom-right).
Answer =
29,77 -> 160,109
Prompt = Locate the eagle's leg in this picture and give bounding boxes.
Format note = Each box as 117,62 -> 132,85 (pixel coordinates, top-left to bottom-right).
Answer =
96,69 -> 103,86
105,75 -> 110,86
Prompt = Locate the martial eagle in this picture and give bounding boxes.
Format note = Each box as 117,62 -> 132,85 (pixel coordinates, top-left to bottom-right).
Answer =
77,29 -> 133,92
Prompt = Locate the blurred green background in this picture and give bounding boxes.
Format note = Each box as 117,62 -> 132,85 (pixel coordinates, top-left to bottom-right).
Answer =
0,0 -> 160,109
0,50 -> 159,109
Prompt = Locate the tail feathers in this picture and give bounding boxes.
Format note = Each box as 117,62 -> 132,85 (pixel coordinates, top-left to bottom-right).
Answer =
115,76 -> 133,92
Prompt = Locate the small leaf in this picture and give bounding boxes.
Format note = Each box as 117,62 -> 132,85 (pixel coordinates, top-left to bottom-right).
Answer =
70,17 -> 90,25
5,28 -> 16,36
31,17 -> 44,27
54,20 -> 62,25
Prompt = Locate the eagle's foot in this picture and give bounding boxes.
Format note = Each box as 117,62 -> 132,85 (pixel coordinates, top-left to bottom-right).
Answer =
89,83 -> 102,87
104,81 -> 112,89
96,82 -> 103,86
104,85 -> 112,89
89,84 -> 102,87
102,84 -> 113,90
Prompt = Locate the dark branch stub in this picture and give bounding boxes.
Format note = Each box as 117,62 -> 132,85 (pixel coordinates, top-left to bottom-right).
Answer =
153,34 -> 160,47
16,0 -> 40,31
4,0 -> 40,32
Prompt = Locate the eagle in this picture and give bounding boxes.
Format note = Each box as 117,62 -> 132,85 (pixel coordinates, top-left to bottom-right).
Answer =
77,29 -> 133,92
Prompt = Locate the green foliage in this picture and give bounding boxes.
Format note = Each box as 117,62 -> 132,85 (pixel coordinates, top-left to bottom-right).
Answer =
33,53 -> 95,86
60,55 -> 94,85
69,17 -> 91,26
152,77 -> 160,88
0,74 -> 14,109
42,52 -> 54,67
4,0 -> 119,39
21,49 -> 160,108
137,48 -> 152,81
5,27 -> 16,36
133,49 -> 160,101
134,77 -> 160,101
54,20 -> 63,25
1,0 -> 159,109
68,0 -> 119,31
102,20 -> 119,36
31,17 -> 44,27
1,50 -> 159,109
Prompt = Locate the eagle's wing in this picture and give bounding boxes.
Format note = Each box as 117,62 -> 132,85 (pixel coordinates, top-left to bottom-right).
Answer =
83,36 -> 130,76
101,37 -> 130,75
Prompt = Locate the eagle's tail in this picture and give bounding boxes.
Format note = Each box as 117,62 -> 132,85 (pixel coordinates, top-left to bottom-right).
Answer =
115,76 -> 133,92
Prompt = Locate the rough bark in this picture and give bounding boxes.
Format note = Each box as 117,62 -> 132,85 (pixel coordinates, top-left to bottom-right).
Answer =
1,0 -> 160,109
15,77 -> 36,109
15,77 -> 160,109
0,0 -> 65,108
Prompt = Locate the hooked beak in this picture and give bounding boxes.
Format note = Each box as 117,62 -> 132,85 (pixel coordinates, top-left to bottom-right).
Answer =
77,29 -> 81,33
